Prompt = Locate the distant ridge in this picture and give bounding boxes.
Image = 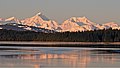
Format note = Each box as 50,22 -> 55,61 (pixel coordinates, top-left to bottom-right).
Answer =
0,12 -> 120,32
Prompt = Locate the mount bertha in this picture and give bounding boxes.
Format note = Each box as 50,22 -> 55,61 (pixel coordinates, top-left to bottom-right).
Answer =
0,12 -> 120,32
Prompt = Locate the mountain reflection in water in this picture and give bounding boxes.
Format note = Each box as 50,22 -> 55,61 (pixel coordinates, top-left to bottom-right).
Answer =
0,47 -> 120,68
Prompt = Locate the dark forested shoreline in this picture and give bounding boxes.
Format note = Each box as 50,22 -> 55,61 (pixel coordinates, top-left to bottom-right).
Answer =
0,28 -> 120,42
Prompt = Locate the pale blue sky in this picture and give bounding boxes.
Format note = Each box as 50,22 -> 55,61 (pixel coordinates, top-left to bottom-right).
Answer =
0,0 -> 120,24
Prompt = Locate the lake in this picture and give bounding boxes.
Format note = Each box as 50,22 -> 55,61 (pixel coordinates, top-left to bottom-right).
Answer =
0,46 -> 120,68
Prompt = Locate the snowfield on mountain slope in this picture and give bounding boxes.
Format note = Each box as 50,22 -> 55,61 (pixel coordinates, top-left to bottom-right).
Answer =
0,12 -> 120,32
21,12 -> 58,30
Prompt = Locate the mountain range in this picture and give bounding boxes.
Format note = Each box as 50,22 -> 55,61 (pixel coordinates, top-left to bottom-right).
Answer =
0,12 -> 120,32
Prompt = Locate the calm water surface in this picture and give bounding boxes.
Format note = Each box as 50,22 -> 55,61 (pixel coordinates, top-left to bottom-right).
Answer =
0,46 -> 120,68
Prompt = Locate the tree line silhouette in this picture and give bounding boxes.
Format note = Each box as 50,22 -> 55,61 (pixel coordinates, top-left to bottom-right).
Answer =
0,28 -> 120,42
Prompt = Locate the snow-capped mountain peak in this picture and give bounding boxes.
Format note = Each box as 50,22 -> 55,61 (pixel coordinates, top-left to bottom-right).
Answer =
3,17 -> 21,24
69,16 -> 95,25
61,16 -> 97,32
21,12 -> 58,30
102,22 -> 120,30
5,17 -> 16,21
103,22 -> 119,27
69,17 -> 77,22
78,16 -> 88,21
0,12 -> 120,32
36,12 -> 42,16
34,12 -> 50,21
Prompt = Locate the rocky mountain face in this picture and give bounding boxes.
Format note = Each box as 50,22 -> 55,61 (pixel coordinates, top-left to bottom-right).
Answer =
0,12 -> 120,32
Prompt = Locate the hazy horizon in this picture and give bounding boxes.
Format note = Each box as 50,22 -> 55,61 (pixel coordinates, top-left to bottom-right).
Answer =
0,0 -> 120,24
